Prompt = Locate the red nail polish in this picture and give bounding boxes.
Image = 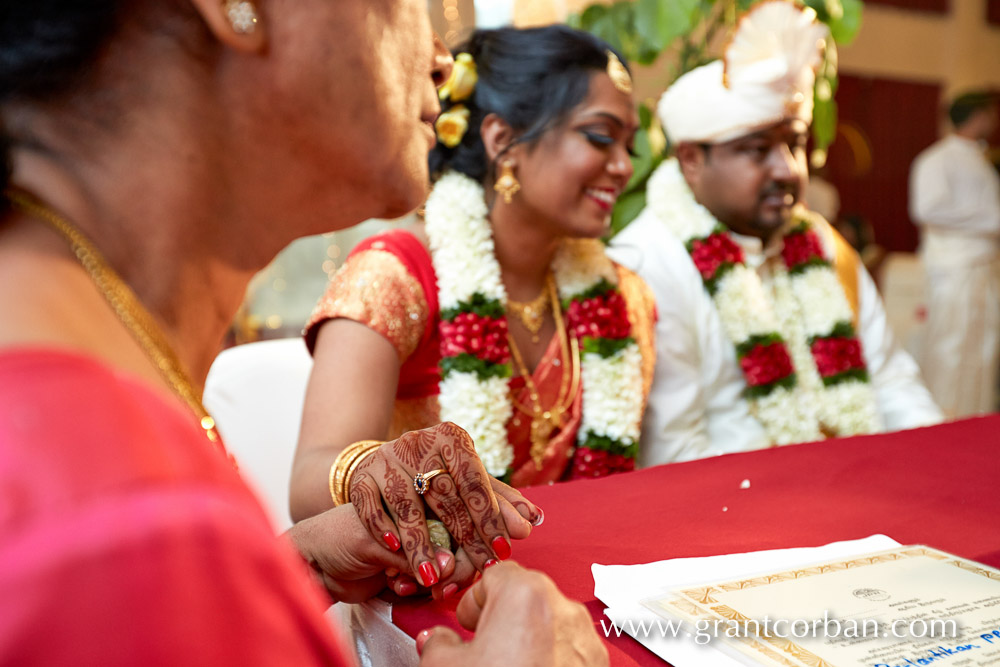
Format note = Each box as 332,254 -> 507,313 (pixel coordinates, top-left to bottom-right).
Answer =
419,561 -> 439,587
442,583 -> 459,599
382,532 -> 401,552
483,558 -> 500,569
398,581 -> 418,597
532,508 -> 545,526
416,629 -> 432,656
491,535 -> 512,560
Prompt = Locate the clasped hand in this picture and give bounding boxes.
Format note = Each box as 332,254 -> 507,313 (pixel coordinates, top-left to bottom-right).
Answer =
292,422 -> 543,601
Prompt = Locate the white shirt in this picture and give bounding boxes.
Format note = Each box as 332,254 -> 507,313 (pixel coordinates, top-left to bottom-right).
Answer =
609,211 -> 943,466
910,135 -> 1000,267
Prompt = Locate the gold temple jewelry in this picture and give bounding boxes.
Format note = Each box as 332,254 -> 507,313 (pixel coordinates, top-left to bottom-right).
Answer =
507,276 -> 580,469
493,160 -> 521,204
329,439 -> 383,506
606,50 -> 632,95
5,189 -> 225,450
506,275 -> 552,344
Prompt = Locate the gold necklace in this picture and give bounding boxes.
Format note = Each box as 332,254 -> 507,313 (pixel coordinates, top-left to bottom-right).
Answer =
6,189 -> 225,451
506,276 -> 551,343
507,275 -> 580,470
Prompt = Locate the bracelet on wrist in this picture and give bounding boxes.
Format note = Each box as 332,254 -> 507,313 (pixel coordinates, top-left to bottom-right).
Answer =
328,439 -> 383,506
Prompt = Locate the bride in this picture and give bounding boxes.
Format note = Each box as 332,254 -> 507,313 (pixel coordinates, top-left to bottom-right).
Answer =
292,25 -> 656,527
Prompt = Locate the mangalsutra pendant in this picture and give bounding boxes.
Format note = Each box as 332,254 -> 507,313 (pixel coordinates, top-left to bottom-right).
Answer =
529,412 -> 556,470
507,281 -> 550,343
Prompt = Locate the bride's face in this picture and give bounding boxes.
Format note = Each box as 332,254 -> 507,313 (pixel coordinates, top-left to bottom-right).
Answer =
508,73 -> 637,239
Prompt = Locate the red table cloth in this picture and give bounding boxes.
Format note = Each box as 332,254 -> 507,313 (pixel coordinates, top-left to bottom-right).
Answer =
392,416 -> 1000,665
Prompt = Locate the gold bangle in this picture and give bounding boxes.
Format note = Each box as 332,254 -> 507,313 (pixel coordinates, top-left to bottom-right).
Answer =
329,440 -> 383,506
343,441 -> 382,505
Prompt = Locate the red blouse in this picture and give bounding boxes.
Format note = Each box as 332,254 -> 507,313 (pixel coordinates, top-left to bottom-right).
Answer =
0,348 -> 355,665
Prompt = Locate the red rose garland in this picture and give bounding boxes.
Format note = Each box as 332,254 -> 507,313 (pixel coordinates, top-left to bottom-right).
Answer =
561,280 -> 637,478
782,226 -> 869,386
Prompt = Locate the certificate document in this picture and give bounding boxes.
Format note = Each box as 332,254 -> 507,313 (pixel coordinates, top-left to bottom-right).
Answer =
642,546 -> 1000,667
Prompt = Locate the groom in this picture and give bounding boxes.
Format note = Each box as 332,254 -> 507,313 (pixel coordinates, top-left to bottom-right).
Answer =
611,1 -> 941,465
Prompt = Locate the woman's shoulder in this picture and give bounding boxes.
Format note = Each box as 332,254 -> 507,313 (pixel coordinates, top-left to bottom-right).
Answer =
306,227 -> 437,359
351,228 -> 430,268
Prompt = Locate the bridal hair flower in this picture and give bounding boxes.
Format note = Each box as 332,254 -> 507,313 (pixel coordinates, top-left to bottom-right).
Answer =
436,105 -> 471,148
439,53 -> 478,103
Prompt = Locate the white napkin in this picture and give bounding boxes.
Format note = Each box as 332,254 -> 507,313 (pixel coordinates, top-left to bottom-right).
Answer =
593,535 -> 901,666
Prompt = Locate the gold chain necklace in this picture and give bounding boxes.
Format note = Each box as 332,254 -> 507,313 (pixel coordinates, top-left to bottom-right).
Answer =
507,274 -> 580,470
6,189 -> 225,451
506,276 -> 552,343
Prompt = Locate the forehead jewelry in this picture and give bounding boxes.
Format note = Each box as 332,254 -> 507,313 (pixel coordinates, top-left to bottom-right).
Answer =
606,51 -> 632,95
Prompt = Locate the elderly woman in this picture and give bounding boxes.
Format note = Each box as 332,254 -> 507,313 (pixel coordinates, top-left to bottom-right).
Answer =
0,1 -> 606,665
292,26 -> 655,525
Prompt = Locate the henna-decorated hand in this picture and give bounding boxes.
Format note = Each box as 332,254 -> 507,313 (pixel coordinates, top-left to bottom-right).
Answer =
287,505 -> 446,603
348,422 -> 544,592
416,562 -> 609,667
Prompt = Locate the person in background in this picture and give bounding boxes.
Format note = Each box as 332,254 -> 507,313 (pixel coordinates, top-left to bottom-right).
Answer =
909,90 -> 1000,418
0,1 -> 606,664
292,25 -> 656,525
610,2 -> 941,465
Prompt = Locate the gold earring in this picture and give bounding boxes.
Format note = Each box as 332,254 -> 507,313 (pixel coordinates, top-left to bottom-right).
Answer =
493,160 -> 521,204
224,0 -> 259,34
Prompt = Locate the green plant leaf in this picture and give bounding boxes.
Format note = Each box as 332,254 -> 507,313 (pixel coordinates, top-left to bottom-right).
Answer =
806,0 -> 863,45
609,1 -> 643,61
610,189 -> 647,237
803,0 -> 832,22
812,93 -> 837,152
587,9 -> 625,54
573,3 -> 609,29
634,44 -> 662,66
830,0 -> 863,45
635,0 -> 700,51
624,127 -> 653,189
638,102 -> 653,129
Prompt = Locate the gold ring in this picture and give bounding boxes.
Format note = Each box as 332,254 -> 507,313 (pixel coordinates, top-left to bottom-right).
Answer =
413,468 -> 447,495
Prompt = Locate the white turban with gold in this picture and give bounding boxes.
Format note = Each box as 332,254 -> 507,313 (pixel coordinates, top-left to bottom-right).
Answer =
658,1 -> 829,144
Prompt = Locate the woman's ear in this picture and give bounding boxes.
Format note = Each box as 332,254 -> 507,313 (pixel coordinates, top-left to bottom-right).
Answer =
480,113 -> 517,163
188,0 -> 267,53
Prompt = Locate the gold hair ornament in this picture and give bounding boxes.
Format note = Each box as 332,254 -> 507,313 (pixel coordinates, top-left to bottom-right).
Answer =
606,50 -> 632,95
